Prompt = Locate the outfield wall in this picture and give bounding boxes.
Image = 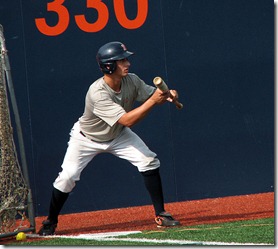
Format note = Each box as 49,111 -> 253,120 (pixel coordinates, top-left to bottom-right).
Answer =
0,0 -> 274,216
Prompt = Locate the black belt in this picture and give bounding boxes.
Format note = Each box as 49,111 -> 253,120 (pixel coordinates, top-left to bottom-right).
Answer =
80,130 -> 98,142
80,130 -> 96,142
80,131 -> 87,138
80,131 -> 113,143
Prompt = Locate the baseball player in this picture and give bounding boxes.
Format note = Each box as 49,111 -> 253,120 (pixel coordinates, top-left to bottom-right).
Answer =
38,41 -> 181,236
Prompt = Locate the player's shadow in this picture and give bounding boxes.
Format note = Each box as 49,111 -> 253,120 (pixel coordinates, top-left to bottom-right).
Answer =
177,210 -> 274,225
57,218 -> 155,235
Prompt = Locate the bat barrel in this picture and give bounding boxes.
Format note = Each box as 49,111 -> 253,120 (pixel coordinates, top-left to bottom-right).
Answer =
153,76 -> 163,86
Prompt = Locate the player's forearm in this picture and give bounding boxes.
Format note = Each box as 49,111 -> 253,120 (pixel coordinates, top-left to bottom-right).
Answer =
118,98 -> 156,127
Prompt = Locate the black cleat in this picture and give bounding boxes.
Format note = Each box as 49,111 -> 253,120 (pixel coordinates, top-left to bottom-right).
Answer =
155,211 -> 181,227
38,220 -> 57,236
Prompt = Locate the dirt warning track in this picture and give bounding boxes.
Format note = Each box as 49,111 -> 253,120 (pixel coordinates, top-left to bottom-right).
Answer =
35,192 -> 274,236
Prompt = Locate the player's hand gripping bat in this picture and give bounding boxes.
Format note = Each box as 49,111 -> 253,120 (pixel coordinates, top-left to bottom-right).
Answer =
153,77 -> 183,110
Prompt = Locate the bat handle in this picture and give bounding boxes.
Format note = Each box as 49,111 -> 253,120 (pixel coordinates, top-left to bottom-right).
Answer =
173,99 -> 183,109
169,92 -> 183,109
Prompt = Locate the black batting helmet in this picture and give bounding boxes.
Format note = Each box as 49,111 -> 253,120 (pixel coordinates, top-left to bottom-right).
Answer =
96,41 -> 134,74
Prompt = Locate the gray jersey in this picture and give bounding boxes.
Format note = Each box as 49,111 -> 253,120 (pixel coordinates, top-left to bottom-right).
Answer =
79,73 -> 155,142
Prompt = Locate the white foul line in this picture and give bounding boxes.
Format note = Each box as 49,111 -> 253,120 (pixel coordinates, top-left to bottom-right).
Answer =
29,231 -> 273,246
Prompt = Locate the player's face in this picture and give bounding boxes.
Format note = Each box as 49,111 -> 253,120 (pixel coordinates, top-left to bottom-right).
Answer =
115,58 -> 130,76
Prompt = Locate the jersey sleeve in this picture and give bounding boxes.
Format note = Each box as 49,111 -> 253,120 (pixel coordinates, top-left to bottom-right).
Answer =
130,74 -> 156,102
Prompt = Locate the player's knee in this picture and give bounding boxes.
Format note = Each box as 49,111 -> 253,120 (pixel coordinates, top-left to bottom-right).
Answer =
137,156 -> 160,172
53,170 -> 78,193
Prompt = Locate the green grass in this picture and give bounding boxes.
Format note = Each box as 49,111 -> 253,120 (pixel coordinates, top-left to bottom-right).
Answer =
125,218 -> 275,244
8,218 -> 274,246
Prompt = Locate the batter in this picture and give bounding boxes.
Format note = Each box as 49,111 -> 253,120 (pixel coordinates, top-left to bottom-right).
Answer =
38,41 -> 181,236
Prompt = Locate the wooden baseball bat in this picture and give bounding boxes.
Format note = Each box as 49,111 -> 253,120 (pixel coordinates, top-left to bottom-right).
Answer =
153,77 -> 183,109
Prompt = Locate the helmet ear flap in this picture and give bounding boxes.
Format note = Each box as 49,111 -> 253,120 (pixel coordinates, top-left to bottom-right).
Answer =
99,61 -> 117,74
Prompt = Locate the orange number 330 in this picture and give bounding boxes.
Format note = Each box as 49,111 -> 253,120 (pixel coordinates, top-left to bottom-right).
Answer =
35,0 -> 148,36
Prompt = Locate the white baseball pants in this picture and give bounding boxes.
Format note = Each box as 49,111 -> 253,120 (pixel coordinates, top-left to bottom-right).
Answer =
53,121 -> 160,193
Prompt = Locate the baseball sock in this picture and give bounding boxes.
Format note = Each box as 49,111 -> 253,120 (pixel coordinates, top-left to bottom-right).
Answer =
47,187 -> 69,224
141,168 -> 165,216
